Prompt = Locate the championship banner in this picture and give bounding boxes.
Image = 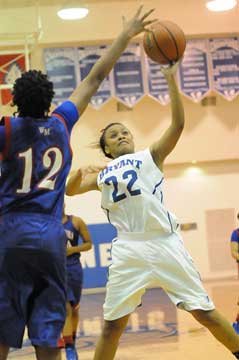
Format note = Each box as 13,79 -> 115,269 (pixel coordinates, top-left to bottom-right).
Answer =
113,43 -> 144,107
0,53 -> 26,105
144,56 -> 170,105
44,48 -> 77,105
209,37 -> 239,101
78,46 -> 112,109
178,39 -> 210,102
81,223 -> 117,289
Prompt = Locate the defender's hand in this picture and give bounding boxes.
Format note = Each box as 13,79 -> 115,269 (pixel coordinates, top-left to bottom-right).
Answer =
122,6 -> 156,39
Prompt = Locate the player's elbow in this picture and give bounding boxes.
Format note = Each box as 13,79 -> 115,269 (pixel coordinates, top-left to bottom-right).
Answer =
175,118 -> 185,133
66,185 -> 77,196
171,120 -> 184,136
177,113 -> 185,128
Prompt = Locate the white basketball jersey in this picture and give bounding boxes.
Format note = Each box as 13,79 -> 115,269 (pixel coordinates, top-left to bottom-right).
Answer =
97,148 -> 179,234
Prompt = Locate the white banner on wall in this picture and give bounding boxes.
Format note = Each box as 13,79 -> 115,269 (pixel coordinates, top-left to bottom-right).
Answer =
44,48 -> 77,105
78,46 -> 112,109
209,37 -> 239,101
112,43 -> 145,107
178,39 -> 211,102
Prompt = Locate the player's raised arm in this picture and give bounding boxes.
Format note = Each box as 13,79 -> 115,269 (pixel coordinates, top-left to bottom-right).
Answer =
150,62 -> 185,170
68,6 -> 156,116
66,166 -> 103,195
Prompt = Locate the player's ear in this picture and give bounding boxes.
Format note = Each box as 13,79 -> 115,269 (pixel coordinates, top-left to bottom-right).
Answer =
104,145 -> 110,155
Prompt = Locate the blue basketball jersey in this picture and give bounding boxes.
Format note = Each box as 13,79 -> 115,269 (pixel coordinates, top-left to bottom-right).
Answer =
0,101 -> 79,220
64,216 -> 82,265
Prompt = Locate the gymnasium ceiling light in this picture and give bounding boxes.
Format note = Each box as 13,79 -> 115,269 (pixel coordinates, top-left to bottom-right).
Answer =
57,2 -> 89,20
206,0 -> 237,12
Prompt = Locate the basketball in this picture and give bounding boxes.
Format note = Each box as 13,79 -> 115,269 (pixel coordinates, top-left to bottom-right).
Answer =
143,21 -> 186,65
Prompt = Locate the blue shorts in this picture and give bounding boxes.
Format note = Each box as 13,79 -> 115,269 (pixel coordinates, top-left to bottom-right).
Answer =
66,261 -> 83,307
0,213 -> 67,348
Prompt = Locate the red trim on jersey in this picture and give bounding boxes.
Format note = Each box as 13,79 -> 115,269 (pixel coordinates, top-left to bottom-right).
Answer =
57,336 -> 65,348
63,335 -> 74,345
2,116 -> 11,159
52,113 -> 73,156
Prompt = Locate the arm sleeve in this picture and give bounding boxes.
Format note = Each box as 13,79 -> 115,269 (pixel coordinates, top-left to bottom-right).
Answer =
0,126 -> 5,152
231,230 -> 239,243
52,101 -> 79,133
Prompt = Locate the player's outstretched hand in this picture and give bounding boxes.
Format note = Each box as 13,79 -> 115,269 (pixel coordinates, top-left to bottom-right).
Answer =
122,5 -> 156,39
67,165 -> 105,195
77,165 -> 105,184
160,61 -> 180,78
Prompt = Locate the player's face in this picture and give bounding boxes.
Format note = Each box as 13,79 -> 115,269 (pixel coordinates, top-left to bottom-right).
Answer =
104,124 -> 135,159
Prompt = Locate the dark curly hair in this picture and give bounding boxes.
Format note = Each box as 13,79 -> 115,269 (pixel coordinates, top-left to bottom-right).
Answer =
12,70 -> 55,118
99,122 -> 122,159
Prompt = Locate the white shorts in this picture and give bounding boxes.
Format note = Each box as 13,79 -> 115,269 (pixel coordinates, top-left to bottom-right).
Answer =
104,231 -> 214,321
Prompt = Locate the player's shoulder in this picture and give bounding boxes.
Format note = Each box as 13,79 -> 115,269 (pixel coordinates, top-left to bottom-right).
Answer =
137,148 -> 164,174
72,215 -> 85,228
52,101 -> 78,121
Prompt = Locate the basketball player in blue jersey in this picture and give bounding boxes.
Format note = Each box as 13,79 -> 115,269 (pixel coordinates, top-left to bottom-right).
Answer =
62,208 -> 92,360
67,62 -> 239,360
0,6 -> 156,360
231,213 -> 239,334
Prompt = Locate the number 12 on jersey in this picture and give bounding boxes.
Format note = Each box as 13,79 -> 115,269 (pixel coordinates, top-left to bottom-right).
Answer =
17,147 -> 63,193
104,169 -> 141,203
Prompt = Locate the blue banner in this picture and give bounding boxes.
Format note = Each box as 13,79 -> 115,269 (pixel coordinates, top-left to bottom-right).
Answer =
78,46 -> 112,109
145,57 -> 170,105
179,39 -> 210,102
43,37 -> 239,106
81,223 -> 117,289
44,48 -> 77,105
113,43 -> 144,107
209,37 -> 239,100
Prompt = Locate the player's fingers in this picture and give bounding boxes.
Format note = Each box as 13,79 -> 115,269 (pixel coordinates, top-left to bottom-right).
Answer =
140,8 -> 155,21
135,4 -> 144,18
88,165 -> 104,173
143,19 -> 158,27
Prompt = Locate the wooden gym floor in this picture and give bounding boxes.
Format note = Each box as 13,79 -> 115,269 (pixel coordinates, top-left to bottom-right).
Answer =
8,278 -> 239,360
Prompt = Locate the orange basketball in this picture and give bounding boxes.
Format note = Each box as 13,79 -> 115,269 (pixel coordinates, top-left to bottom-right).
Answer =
143,21 -> 186,65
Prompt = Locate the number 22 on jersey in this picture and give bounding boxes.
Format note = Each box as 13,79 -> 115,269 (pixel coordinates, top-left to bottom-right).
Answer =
17,147 -> 63,193
104,169 -> 141,203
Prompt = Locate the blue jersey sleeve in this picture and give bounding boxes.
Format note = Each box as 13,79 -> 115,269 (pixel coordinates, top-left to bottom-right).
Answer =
231,229 -> 239,243
0,126 -> 5,152
52,101 -> 79,133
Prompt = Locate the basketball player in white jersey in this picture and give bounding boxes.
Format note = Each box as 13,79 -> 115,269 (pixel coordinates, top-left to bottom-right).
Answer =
66,63 -> 239,360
